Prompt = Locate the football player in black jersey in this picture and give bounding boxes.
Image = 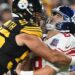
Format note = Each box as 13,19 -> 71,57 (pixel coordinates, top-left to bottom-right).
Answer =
0,0 -> 71,75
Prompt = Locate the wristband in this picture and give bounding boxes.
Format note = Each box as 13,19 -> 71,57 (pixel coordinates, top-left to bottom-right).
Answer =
20,71 -> 33,75
70,56 -> 75,65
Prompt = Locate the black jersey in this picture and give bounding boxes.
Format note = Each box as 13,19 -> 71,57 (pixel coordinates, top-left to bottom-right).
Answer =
0,17 -> 42,74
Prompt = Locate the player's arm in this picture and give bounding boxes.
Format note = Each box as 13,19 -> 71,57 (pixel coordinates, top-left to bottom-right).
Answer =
15,33 -> 71,67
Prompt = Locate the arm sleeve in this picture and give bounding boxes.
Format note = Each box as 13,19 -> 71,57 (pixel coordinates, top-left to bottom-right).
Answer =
0,52 -> 17,71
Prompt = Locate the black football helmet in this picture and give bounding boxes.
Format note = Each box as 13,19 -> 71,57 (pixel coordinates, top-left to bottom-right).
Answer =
12,0 -> 42,21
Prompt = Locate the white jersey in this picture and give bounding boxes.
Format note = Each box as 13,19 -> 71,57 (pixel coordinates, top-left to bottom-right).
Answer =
34,32 -> 75,75
45,32 -> 75,56
44,32 -> 75,75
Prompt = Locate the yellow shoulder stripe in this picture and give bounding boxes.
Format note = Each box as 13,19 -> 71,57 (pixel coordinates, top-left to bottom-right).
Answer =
7,61 -> 13,70
0,35 -> 5,48
20,26 -> 42,38
4,20 -> 11,26
15,51 -> 29,63
0,27 -> 10,37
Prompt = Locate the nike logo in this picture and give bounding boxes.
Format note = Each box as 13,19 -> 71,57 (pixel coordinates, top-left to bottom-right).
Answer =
65,45 -> 71,49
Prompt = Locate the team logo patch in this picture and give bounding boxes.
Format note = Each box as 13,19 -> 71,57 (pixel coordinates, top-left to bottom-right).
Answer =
18,0 -> 28,10
50,38 -> 59,46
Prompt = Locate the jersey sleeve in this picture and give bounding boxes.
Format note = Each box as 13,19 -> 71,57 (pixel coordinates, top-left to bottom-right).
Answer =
0,52 -> 16,71
20,23 -> 42,38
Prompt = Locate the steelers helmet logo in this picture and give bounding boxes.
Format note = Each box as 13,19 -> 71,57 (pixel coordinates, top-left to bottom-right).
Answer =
18,0 -> 28,10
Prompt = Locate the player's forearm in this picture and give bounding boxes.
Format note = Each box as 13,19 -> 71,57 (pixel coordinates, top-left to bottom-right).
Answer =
17,34 -> 54,63
25,35 -> 71,66
29,43 -> 71,69
25,37 -> 71,68
26,37 -> 71,67
16,34 -> 71,68
49,50 -> 71,66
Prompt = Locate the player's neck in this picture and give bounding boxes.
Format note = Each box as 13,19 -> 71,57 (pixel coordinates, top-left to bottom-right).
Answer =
47,30 -> 59,39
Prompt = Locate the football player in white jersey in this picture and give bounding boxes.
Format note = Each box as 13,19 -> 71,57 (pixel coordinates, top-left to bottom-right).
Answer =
34,6 -> 75,75
45,6 -> 75,75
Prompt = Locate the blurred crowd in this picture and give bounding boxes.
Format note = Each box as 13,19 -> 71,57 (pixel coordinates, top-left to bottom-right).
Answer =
0,0 -> 12,25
